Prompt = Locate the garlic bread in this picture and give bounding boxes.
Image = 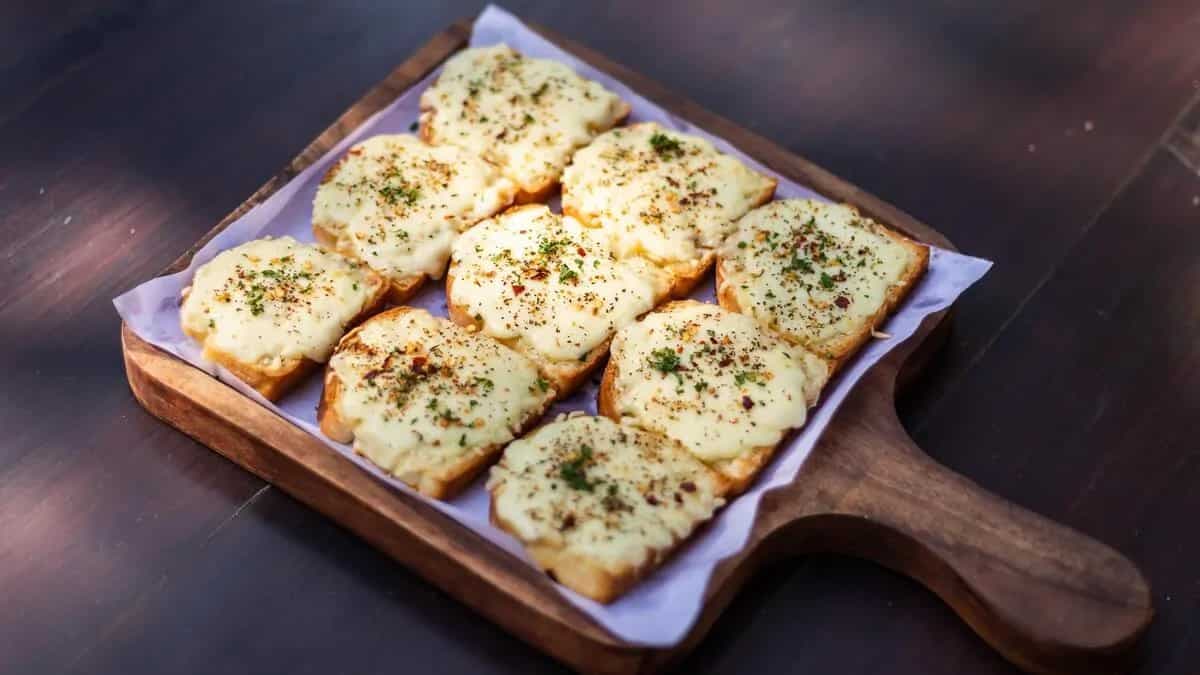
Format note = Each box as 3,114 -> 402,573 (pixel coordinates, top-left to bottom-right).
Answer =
598,300 -> 828,494
447,204 -> 669,395
716,199 -> 928,368
180,236 -> 388,400
418,44 -> 629,203
319,307 -> 555,499
488,413 -> 723,603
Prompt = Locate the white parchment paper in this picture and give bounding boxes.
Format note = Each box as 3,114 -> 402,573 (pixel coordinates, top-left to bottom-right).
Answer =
113,5 -> 992,647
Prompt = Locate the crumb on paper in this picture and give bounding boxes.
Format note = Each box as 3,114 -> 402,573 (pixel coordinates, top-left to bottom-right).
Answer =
1027,144 -> 1036,153
1192,195 -> 1199,207
130,227 -> 137,234
1084,120 -> 1095,132
63,215 -> 72,225
871,329 -> 892,339
38,187 -> 45,195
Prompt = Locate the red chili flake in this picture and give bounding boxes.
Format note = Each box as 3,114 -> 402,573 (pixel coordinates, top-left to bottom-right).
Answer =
577,247 -> 587,256
674,492 -> 683,504
561,513 -> 576,529
411,356 -> 428,374
680,481 -> 696,493
834,296 -> 850,309
512,284 -> 526,295
718,356 -> 733,368
742,395 -> 754,410
645,494 -> 660,506
530,268 -> 548,280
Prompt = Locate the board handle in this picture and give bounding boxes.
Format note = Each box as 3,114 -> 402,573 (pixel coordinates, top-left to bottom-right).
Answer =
767,381 -> 1154,674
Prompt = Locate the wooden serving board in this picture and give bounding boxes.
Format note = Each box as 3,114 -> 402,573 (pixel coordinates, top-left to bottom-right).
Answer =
121,18 -> 1152,675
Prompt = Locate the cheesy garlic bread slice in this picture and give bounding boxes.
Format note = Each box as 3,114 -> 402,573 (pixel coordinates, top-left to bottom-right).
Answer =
716,199 -> 929,367
599,300 -> 828,494
488,413 -> 723,603
313,134 -> 516,303
418,44 -> 630,203
319,307 -> 554,500
180,236 -> 388,401
561,122 -> 776,297
447,204 -> 669,395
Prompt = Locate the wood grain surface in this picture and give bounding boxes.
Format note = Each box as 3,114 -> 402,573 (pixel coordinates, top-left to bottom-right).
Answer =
2,2 -> 1199,674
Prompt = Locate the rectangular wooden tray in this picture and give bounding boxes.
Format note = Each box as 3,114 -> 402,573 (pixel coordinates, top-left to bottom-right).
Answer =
122,17 -> 1152,675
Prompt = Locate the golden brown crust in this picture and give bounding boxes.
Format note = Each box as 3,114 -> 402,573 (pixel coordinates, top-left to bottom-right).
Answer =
715,209 -> 930,375
316,306 -> 552,500
182,267 -> 388,402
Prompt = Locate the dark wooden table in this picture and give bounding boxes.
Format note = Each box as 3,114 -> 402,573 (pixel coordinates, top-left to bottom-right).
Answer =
3,2 -> 1199,673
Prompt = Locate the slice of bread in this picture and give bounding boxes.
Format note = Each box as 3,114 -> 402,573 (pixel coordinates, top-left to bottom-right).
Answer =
319,306 -> 555,500
179,236 -> 388,401
488,413 -> 724,603
446,204 -> 669,396
597,300 -> 828,495
418,44 -> 630,203
312,134 -> 516,304
716,199 -> 929,370
561,122 -> 776,297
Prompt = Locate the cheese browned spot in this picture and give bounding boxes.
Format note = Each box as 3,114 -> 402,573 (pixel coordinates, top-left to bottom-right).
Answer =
313,134 -> 515,285
419,44 -> 628,197
562,122 -> 776,268
180,236 -> 383,370
449,205 -> 668,366
718,199 -> 927,360
608,300 -> 827,463
488,413 -> 723,602
327,308 -> 552,494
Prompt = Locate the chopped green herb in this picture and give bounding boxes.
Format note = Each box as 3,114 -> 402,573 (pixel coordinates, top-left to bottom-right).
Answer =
474,377 -> 494,392
531,82 -> 550,102
558,264 -> 578,283
820,272 -> 836,289
737,241 -> 748,249
784,255 -> 814,274
379,183 -> 420,206
649,132 -> 684,158
648,348 -> 680,374
535,377 -> 550,392
560,445 -> 599,491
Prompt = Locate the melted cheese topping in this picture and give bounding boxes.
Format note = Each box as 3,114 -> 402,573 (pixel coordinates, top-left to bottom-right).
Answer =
450,205 -> 668,363
313,134 -> 515,282
562,123 -> 776,266
609,301 -> 828,462
419,45 -> 627,194
180,236 -> 381,369
329,308 -> 552,486
719,200 -> 923,358
488,413 -> 723,571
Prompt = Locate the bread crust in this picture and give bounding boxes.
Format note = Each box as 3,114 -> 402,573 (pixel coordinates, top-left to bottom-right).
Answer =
317,306 -> 552,500
181,267 -> 388,402
715,210 -> 930,375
